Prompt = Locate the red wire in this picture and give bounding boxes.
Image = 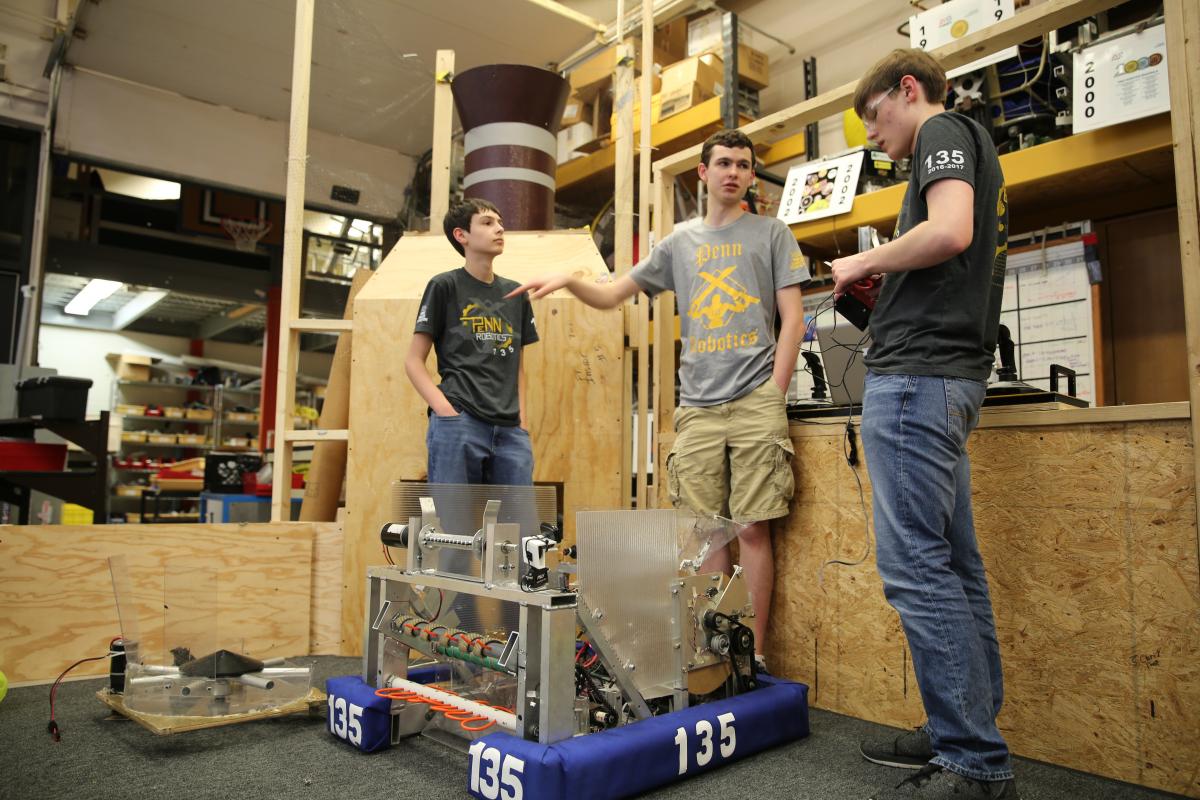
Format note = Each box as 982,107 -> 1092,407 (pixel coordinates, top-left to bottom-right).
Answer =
48,652 -> 112,741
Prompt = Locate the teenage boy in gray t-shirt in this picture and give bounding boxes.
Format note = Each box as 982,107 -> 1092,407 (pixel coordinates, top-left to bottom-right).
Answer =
508,129 -> 809,654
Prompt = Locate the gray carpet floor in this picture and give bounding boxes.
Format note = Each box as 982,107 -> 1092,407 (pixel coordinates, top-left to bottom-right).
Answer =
0,656 -> 1184,800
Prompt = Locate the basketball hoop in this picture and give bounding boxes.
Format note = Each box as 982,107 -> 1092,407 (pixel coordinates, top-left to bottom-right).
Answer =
220,217 -> 272,252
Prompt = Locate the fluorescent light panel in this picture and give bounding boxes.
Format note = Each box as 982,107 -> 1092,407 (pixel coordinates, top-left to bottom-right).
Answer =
64,278 -> 124,316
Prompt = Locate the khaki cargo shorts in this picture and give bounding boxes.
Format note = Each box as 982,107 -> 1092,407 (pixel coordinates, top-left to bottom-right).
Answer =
667,379 -> 795,523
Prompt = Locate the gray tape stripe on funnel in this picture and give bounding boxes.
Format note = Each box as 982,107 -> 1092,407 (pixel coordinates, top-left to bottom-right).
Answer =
462,167 -> 557,191
463,122 -> 557,157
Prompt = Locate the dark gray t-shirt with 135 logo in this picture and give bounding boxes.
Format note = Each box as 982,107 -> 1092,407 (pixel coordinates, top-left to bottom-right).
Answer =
864,112 -> 1008,381
414,268 -> 538,426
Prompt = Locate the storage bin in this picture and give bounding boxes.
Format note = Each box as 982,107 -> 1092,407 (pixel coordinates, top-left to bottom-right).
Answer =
16,376 -> 92,420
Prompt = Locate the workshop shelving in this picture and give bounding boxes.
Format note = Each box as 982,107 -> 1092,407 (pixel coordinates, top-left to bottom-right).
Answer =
789,114 -> 1174,256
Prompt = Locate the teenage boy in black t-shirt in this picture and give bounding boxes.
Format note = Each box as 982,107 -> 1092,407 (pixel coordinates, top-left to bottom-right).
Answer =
831,49 -> 1018,800
404,199 -> 539,485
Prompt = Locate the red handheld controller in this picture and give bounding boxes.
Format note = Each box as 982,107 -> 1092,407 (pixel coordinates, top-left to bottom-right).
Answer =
834,277 -> 880,331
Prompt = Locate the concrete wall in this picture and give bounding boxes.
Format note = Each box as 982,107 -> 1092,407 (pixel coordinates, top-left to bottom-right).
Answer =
54,68 -> 415,219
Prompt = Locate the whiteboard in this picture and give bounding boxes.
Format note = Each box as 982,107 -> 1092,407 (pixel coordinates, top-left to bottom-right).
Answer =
997,230 -> 1097,403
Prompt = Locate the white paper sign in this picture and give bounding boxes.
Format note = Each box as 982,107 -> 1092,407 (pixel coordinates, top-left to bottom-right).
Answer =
777,150 -> 864,225
1072,22 -> 1169,134
910,0 -> 1018,79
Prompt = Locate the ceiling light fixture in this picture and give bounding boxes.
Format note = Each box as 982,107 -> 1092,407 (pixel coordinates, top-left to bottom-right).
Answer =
64,278 -> 124,316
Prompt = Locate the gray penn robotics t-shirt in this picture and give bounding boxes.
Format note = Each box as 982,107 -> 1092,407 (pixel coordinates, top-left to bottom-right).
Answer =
865,112 -> 1009,381
630,213 -> 809,406
414,268 -> 538,426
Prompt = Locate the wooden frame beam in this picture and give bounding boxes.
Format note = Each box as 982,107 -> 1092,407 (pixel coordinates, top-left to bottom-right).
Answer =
429,50 -> 454,228
635,0 -> 653,509
1164,0 -> 1200,531
272,0 -> 315,521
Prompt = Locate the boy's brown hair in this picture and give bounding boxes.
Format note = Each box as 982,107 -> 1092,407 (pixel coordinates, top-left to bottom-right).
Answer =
443,198 -> 502,256
700,129 -> 756,169
853,48 -> 948,119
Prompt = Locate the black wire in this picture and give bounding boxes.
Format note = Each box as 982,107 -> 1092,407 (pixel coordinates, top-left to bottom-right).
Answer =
795,288 -> 875,583
412,588 -> 443,623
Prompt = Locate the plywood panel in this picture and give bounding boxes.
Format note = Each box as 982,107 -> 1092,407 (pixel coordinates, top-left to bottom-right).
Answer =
0,523 -> 315,684
343,230 -> 624,651
773,419 -> 1199,797
310,521 -> 344,656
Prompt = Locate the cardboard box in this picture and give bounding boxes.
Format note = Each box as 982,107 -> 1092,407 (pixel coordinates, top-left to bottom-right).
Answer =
177,433 -> 208,445
115,354 -> 152,382
659,56 -> 725,119
561,94 -> 587,127
686,11 -> 759,56
569,38 -> 673,101
185,407 -> 214,421
655,18 -> 688,62
148,432 -> 177,445
557,122 -> 596,164
163,406 -> 186,418
699,47 -> 770,91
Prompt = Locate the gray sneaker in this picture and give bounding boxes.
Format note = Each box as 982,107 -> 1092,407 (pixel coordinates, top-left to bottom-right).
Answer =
860,726 -> 934,769
869,764 -> 1021,800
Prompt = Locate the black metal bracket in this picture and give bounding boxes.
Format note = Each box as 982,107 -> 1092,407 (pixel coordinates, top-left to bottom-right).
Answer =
803,57 -> 819,160
720,12 -> 740,130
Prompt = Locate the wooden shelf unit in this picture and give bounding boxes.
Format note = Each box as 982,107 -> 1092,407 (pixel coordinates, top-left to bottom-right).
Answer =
556,97 -> 751,203
556,95 -> 810,206
789,114 -> 1175,256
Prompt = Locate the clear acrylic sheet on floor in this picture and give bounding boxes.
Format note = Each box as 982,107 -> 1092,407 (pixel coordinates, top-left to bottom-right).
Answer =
107,554 -> 311,717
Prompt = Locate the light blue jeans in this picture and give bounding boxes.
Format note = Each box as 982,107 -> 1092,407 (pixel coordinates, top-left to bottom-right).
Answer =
426,410 -> 533,486
860,371 -> 1012,782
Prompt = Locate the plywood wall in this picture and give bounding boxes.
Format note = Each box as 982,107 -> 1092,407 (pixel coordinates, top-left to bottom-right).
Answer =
0,522 -> 317,684
310,521 -> 344,656
341,230 -> 624,649
772,417 -> 1199,797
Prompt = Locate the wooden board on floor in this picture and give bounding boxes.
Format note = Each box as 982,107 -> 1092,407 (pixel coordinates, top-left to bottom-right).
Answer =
0,523 -> 315,684
771,418 -> 1199,797
342,230 -> 624,651
96,686 -> 325,735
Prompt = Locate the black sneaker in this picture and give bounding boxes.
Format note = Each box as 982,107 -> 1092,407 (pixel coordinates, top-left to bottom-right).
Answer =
869,764 -> 1021,800
860,726 -> 934,769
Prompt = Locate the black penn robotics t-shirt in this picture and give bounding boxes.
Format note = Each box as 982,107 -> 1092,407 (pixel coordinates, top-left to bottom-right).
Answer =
865,112 -> 1009,381
414,268 -> 538,426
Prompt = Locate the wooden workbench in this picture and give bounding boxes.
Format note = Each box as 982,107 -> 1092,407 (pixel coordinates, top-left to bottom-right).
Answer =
768,401 -> 1197,797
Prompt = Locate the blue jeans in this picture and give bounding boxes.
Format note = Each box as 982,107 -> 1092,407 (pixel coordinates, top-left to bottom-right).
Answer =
860,371 -> 1011,782
426,410 -> 533,486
